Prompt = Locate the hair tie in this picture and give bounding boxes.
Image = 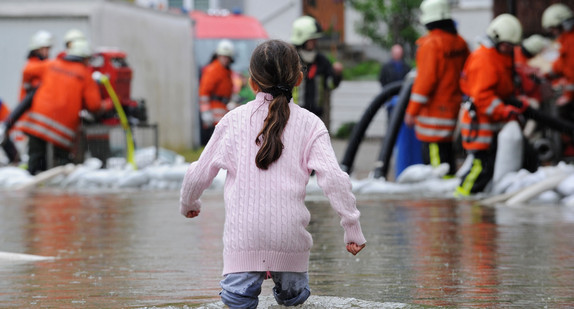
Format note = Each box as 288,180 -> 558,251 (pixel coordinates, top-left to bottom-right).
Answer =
268,84 -> 293,102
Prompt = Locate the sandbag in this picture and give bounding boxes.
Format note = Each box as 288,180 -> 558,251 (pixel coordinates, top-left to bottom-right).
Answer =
492,121 -> 523,189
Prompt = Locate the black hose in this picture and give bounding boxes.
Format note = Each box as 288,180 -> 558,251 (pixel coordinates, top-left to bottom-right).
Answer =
1,89 -> 35,163
339,80 -> 403,174
372,72 -> 416,179
3,88 -> 37,131
523,106 -> 574,135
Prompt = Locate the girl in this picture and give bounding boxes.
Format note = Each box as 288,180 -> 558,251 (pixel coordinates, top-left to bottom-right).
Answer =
180,39 -> 366,308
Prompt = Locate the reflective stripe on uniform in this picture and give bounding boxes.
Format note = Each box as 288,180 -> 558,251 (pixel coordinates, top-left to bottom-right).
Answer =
410,93 -> 428,104
429,142 -> 440,167
485,97 -> 502,116
456,158 -> 483,196
565,83 -> 574,91
17,120 -> 74,148
27,112 -> 76,138
460,122 -> 504,131
417,116 -> 457,127
415,126 -> 454,139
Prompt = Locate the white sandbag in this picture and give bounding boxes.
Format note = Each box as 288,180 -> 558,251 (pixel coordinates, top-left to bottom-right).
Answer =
0,166 -> 32,188
504,169 -> 545,194
556,174 -> 574,196
396,163 -> 448,184
358,178 -> 412,194
117,170 -> 149,188
506,173 -> 570,206
493,121 -> 523,187
532,190 -> 562,203
491,170 -> 522,195
160,164 -> 189,182
80,169 -> 123,188
14,164 -> 76,190
562,194 -> 574,207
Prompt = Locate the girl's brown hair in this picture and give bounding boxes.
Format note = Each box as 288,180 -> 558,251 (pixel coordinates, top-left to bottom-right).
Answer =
249,40 -> 302,170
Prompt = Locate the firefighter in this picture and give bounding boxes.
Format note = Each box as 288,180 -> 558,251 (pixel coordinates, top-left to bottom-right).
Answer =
455,14 -> 528,196
20,30 -> 53,101
290,15 -> 343,129
198,39 -> 234,145
541,3 -> 574,156
404,0 -> 470,177
57,29 -> 86,59
16,39 -> 110,175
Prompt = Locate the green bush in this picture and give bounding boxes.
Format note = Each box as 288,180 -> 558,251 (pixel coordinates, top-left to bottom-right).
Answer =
342,60 -> 381,81
334,121 -> 357,139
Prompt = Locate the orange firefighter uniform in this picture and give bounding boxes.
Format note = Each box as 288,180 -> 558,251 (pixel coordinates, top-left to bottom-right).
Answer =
199,58 -> 233,126
405,29 -> 469,175
456,44 -> 526,195
0,100 -> 9,121
20,56 -> 46,101
550,30 -> 574,103
548,29 -> 574,157
16,57 -> 103,174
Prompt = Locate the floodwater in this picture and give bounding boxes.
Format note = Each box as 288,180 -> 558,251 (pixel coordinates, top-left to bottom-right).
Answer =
1,189 -> 574,308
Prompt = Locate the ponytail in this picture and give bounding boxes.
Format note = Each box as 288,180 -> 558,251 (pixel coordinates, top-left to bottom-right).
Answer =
255,89 -> 291,170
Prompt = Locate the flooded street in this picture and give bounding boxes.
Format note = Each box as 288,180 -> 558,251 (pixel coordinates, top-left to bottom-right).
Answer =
1,189 -> 574,308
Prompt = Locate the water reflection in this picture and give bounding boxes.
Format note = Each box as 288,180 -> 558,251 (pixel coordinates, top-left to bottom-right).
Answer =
1,191 -> 573,308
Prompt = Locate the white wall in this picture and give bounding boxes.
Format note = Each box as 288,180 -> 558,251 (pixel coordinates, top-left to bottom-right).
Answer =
452,6 -> 492,50
244,0 -> 300,41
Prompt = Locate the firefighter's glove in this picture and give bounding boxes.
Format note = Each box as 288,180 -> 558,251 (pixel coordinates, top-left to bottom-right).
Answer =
505,96 -> 529,113
201,111 -> 214,128
502,105 -> 525,121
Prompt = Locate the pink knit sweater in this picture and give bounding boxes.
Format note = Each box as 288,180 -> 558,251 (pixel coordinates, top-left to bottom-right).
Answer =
180,92 -> 366,275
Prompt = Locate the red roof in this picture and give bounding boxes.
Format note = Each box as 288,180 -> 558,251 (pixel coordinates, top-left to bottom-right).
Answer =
190,11 -> 268,39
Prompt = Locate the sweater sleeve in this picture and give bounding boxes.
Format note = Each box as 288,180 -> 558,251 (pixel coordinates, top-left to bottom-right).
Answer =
307,130 -> 366,246
179,121 -> 226,216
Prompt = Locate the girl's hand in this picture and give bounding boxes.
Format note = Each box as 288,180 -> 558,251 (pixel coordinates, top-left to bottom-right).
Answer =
346,242 -> 366,255
186,210 -> 200,218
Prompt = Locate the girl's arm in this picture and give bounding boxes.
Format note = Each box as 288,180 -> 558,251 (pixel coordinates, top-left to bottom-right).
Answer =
179,122 -> 226,217
307,130 -> 367,249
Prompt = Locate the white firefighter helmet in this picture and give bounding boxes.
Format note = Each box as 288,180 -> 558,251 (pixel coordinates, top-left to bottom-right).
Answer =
419,0 -> 451,25
67,39 -> 92,58
542,3 -> 573,29
290,16 -> 323,46
215,39 -> 235,58
29,30 -> 53,51
522,34 -> 549,56
486,14 -> 523,45
64,29 -> 86,44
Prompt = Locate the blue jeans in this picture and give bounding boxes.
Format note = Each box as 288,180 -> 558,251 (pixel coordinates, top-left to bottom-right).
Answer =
220,271 -> 311,308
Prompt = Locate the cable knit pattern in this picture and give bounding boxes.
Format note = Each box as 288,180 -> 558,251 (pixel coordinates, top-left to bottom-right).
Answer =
180,92 -> 366,275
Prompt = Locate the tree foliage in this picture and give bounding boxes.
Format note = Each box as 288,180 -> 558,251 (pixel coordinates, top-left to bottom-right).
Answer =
347,0 -> 423,59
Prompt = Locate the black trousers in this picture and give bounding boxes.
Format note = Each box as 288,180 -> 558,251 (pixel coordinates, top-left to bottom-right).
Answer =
457,149 -> 496,195
27,134 -> 72,175
421,141 -> 457,176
